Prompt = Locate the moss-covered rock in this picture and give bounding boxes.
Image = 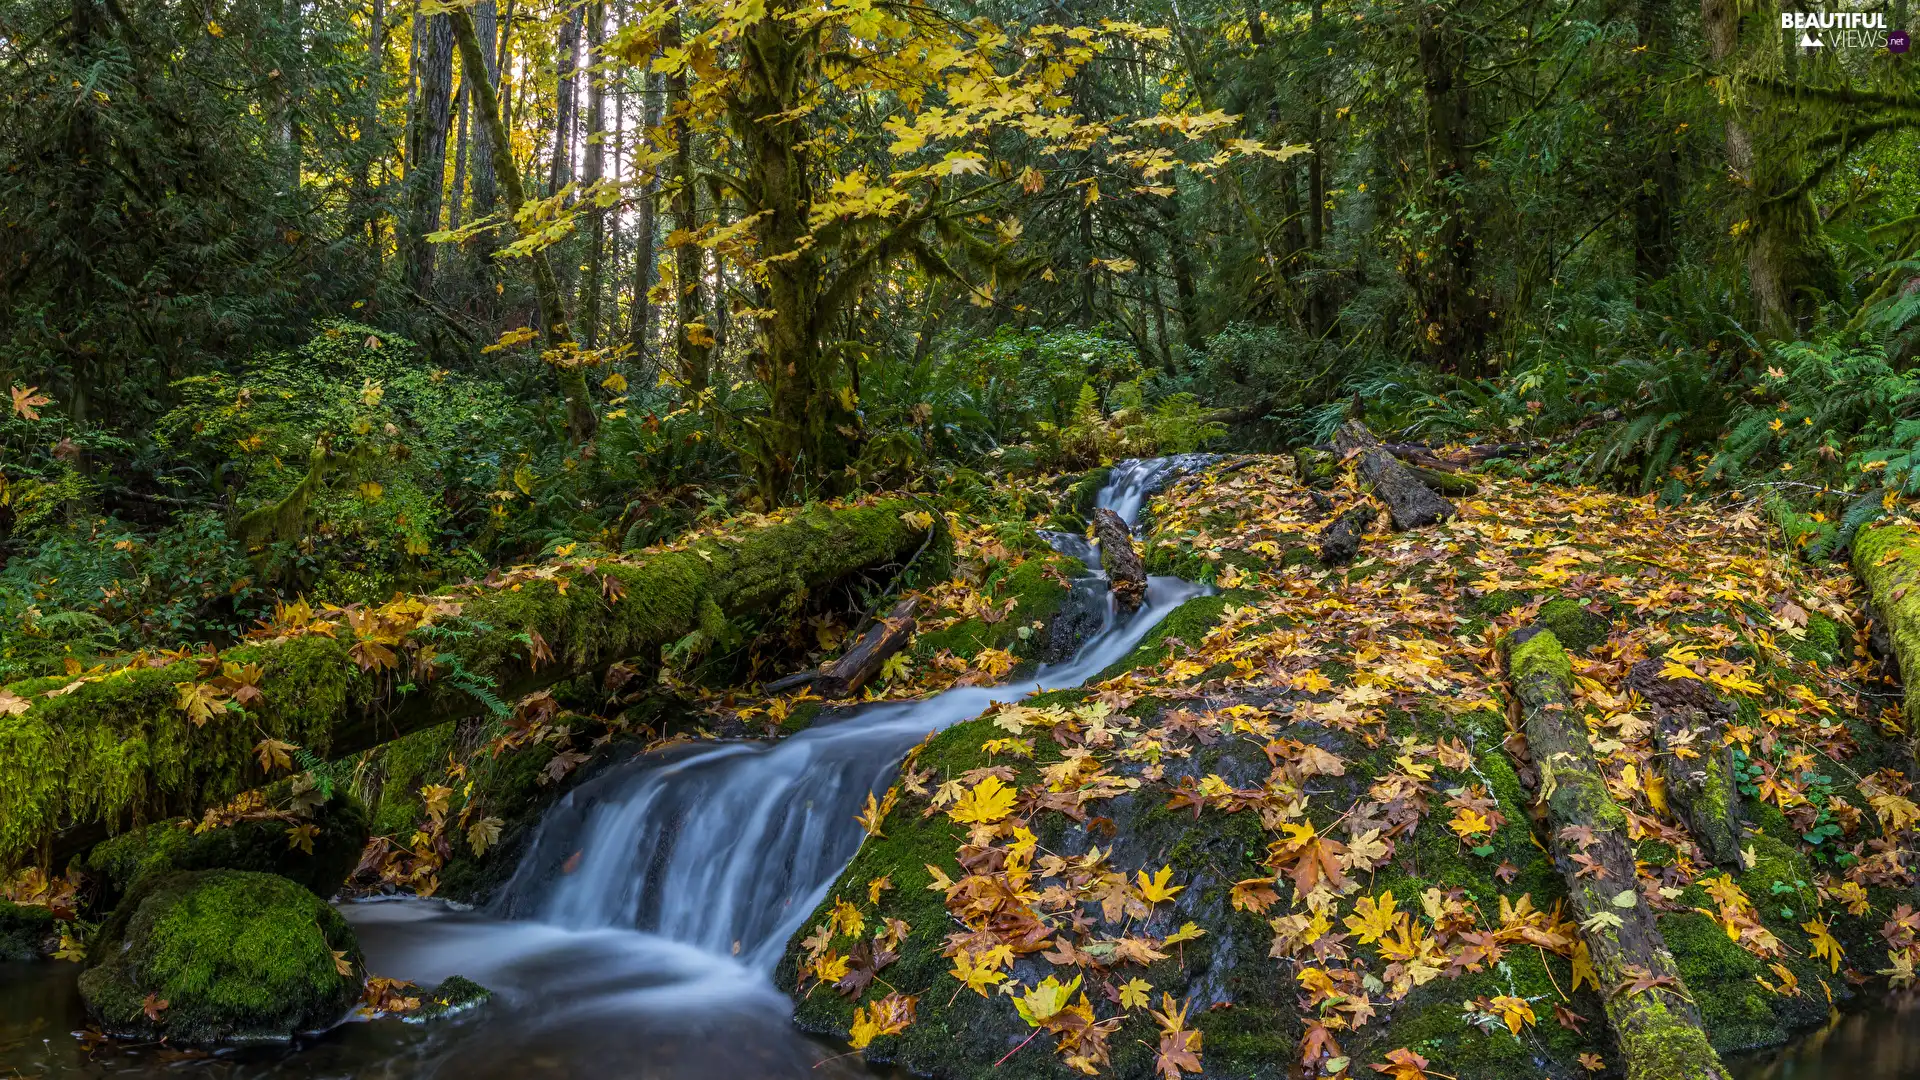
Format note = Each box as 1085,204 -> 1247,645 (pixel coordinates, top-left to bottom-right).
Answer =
413,974 -> 492,1021
1538,596 -> 1611,654
79,870 -> 363,1043
87,789 -> 370,902
0,899 -> 57,960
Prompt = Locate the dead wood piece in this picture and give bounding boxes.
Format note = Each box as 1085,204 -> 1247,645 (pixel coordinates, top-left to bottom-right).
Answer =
1331,421 -> 1456,531
766,598 -> 921,698
1506,628 -> 1728,1080
1317,505 -> 1375,565
1626,659 -> 1743,867
1091,508 -> 1146,612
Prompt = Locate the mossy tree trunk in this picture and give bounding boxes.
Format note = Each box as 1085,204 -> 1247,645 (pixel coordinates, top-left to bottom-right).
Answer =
1506,629 -> 1730,1080
1,501 -> 935,869
449,7 -> 597,443
1855,524 -> 1920,731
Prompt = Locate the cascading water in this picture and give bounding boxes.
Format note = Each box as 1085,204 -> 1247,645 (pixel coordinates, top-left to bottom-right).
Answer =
492,456 -> 1209,968
0,460 -> 1209,1080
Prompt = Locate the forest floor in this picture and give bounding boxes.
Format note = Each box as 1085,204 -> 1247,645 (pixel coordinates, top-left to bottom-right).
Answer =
762,455 -> 1901,1080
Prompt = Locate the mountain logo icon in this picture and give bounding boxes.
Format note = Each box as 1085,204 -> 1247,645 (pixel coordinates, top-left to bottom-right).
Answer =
1799,30 -> 1824,46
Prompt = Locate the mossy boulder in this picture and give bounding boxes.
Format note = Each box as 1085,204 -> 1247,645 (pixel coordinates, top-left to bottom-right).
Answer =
0,899 -> 58,959
79,869 -> 363,1043
414,974 -> 493,1020
87,789 -> 370,903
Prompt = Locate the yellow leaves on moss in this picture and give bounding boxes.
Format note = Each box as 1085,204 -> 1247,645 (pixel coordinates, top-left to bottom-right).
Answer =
948,774 -> 1016,824
848,991 -> 916,1049
949,946 -> 1011,997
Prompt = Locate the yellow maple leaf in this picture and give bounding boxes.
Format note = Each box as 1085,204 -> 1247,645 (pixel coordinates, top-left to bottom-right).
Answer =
949,949 -> 1008,997
1344,891 -> 1399,945
948,774 -> 1016,824
1136,865 -> 1184,904
1489,994 -> 1536,1033
1803,917 -> 1843,973
1119,977 -> 1153,1009
1164,921 -> 1207,945
1014,973 -> 1081,1026
1448,808 -> 1493,841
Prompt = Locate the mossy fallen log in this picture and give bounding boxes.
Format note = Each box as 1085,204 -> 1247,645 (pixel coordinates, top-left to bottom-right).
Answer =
1331,421 -> 1456,530
1854,523 -> 1920,727
1506,629 -> 1730,1080
0,501 -> 934,868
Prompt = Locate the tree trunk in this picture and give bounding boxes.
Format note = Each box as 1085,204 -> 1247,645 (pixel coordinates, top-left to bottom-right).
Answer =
451,8 -> 597,441
1626,659 -> 1744,868
448,80 -> 469,231
1855,524 -> 1920,730
581,0 -> 606,348
1316,503 -> 1374,565
3,501 -> 938,870
548,1 -> 582,196
665,10 -> 710,395
468,0 -> 499,221
1701,0 -> 1833,335
1413,0 -> 1488,375
402,12 -> 455,293
632,69 -> 663,369
1505,629 -> 1730,1080
1331,420 -> 1456,530
1092,508 -> 1146,612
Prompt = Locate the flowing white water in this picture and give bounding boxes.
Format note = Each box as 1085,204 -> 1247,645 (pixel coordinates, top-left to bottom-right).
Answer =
276,458 -> 1202,1078
491,456 -> 1209,968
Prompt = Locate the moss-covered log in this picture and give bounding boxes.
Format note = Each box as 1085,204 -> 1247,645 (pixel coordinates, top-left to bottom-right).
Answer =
0,501 -> 934,868
1855,523 -> 1920,728
1506,629 -> 1730,1080
1331,421 -> 1456,530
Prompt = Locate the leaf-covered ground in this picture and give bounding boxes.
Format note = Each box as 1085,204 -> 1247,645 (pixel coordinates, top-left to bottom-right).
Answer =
776,455 -> 1906,1080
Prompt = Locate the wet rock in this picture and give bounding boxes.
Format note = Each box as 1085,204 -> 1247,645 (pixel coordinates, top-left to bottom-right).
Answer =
413,975 -> 493,1021
79,869 -> 363,1044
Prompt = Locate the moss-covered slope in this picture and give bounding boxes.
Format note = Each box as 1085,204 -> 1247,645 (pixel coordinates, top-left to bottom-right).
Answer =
781,457 -> 1897,1080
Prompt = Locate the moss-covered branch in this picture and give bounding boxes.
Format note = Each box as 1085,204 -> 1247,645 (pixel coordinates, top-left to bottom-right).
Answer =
1855,523 -> 1920,728
0,501 -> 933,868
1506,629 -> 1730,1080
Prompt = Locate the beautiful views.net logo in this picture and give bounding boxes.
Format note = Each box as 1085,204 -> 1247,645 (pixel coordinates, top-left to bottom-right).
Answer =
1780,9 -> 1907,50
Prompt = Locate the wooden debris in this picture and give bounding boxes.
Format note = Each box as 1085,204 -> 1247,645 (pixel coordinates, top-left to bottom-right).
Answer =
1091,508 -> 1146,612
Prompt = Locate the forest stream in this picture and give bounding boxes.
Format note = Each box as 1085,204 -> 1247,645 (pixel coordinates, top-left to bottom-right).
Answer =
0,461 -> 1208,1078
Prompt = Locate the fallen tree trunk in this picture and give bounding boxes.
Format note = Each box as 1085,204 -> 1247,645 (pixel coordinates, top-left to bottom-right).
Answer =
1317,504 -> 1374,565
1855,524 -> 1920,728
1331,421 -> 1456,530
1626,658 -> 1744,868
1,501 -> 935,868
1091,508 -> 1146,612
1506,628 -> 1729,1080
765,598 -> 920,698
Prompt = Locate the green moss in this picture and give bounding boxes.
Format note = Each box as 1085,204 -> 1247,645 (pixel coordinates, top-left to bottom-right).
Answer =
87,789 -> 369,902
413,974 -> 492,1021
1789,612 -> 1843,666
0,900 -> 56,960
364,722 -> 457,837
78,870 -> 362,1043
1506,629 -> 1572,685
913,555 -> 1075,665
1094,591 -> 1254,682
1539,596 -> 1610,654
1661,912 -> 1781,1052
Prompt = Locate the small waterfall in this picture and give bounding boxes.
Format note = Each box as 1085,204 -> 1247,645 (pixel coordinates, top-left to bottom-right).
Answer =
490,457 -> 1212,970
